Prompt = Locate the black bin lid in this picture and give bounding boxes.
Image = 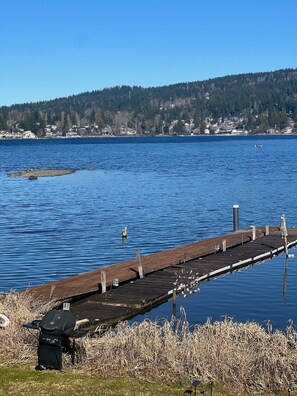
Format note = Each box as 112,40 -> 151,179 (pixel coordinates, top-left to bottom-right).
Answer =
40,310 -> 75,334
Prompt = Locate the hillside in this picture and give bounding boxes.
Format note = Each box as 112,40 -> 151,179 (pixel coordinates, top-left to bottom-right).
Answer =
0,68 -> 297,137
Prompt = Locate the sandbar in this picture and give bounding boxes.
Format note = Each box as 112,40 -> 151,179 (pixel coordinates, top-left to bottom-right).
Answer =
9,169 -> 75,178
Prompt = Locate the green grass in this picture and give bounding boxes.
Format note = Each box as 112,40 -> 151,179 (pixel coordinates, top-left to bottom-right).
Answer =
1,365 -> 293,396
0,365 -> 191,396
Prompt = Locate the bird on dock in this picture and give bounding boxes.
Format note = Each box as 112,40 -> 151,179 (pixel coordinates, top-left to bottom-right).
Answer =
122,226 -> 128,239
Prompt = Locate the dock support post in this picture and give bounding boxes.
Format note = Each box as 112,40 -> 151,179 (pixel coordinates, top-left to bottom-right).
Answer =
136,250 -> 144,278
265,226 -> 270,235
222,239 -> 227,252
251,226 -> 256,241
172,289 -> 177,317
233,205 -> 239,231
101,271 -> 107,293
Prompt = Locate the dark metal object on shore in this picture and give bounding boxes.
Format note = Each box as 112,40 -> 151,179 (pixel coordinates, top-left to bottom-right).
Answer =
24,309 -> 85,370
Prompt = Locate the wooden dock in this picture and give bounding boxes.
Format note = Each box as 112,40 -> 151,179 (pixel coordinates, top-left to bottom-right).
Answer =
25,226 -> 297,331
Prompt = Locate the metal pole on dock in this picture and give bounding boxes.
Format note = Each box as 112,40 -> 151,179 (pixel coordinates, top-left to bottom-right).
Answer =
233,205 -> 239,231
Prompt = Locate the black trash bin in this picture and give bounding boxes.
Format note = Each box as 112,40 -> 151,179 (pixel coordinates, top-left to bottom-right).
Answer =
36,309 -> 76,370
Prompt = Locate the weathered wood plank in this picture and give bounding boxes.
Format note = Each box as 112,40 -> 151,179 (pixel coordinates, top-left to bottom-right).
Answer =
21,227 -> 297,332
68,230 -> 297,329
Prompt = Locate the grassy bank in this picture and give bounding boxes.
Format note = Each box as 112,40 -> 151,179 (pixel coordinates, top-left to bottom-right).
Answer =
1,292 -> 297,393
1,365 -> 295,396
0,365 -> 187,396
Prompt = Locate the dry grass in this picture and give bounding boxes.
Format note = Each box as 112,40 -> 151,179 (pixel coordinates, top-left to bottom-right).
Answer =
0,291 -> 54,363
1,292 -> 297,391
82,315 -> 297,391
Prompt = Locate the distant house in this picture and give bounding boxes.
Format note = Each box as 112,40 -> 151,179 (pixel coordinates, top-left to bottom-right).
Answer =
267,128 -> 278,134
66,131 -> 80,138
23,130 -> 36,139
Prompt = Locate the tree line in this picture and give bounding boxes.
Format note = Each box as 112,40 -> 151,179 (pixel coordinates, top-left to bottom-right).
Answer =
0,68 -> 296,136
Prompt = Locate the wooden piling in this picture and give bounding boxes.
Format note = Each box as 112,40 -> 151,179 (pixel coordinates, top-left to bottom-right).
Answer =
251,226 -> 256,241
101,271 -> 106,293
136,250 -> 144,278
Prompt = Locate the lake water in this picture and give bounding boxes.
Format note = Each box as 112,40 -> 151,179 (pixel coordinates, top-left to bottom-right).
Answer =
1,135 -> 297,329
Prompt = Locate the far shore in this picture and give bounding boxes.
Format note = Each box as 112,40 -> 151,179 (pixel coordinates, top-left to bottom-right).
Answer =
1,132 -> 297,142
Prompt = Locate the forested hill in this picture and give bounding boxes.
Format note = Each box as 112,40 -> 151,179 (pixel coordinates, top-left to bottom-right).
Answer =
1,68 -> 297,137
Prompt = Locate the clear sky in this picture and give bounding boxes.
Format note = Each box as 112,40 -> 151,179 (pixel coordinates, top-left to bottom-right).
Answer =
1,0 -> 296,106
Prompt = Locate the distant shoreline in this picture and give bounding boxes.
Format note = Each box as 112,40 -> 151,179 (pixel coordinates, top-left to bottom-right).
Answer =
1,133 -> 297,143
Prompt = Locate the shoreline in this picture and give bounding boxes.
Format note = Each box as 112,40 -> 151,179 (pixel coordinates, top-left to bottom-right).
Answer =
0,133 -> 297,142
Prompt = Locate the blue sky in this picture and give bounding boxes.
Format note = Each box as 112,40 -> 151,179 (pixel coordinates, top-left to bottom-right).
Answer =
1,0 -> 296,106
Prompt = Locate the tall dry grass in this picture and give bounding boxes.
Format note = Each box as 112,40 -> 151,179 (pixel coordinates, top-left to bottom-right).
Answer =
0,291 -> 54,363
83,315 -> 297,391
1,292 -> 297,391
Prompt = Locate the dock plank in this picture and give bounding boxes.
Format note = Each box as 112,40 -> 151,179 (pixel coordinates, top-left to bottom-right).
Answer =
22,227 -> 297,331
68,230 -> 297,327
28,227 -> 279,302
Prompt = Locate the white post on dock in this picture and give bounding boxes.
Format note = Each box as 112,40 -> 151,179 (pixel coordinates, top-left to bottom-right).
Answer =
280,214 -> 289,257
222,239 -> 227,252
101,271 -> 107,293
265,226 -> 270,235
251,225 -> 256,241
233,205 -> 239,231
136,250 -> 144,278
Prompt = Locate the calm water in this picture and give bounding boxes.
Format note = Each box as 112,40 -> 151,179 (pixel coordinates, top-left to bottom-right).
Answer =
1,135 -> 297,329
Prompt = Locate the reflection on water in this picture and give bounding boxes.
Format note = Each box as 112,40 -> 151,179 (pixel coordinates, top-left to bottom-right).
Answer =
0,136 -> 297,329
283,257 -> 289,303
